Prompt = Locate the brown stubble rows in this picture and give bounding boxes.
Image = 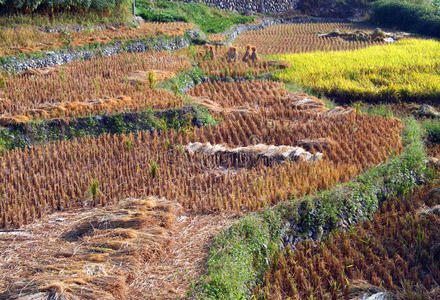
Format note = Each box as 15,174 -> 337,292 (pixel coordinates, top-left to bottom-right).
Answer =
0,80 -> 402,228
234,23 -> 384,55
255,183 -> 440,300
0,51 -> 190,121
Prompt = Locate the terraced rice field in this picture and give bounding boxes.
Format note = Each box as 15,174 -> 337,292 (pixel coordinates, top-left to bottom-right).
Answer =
0,80 -> 402,228
255,183 -> 440,300
0,11 -> 438,299
0,51 -> 189,123
234,22 -> 384,55
271,39 -> 440,103
0,22 -> 194,57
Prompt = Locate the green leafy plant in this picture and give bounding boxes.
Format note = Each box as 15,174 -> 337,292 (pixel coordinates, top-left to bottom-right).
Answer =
150,160 -> 158,178
89,178 -> 100,202
147,71 -> 156,89
423,119 -> 440,144
125,138 -> 132,151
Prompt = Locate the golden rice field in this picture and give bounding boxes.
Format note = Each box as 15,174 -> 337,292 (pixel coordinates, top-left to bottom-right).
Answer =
271,39 -> 440,103
234,22 -> 383,55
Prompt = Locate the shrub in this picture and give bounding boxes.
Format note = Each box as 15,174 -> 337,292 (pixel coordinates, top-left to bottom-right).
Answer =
370,0 -> 440,38
424,119 -> 440,144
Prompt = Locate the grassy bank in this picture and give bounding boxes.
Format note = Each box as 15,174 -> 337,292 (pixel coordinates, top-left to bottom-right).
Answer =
191,117 -> 432,299
136,0 -> 254,33
271,39 -> 440,104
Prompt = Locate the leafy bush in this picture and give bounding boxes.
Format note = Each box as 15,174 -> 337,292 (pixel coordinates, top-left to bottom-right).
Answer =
370,0 -> 440,37
136,0 -> 254,33
299,0 -> 373,17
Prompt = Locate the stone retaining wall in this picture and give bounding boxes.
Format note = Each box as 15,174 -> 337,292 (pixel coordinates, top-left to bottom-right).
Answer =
170,0 -> 300,15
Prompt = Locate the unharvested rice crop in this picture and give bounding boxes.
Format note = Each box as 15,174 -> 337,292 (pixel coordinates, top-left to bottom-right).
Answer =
0,51 -> 190,122
0,81 -> 402,228
0,22 -> 194,57
234,23 -> 383,55
272,39 -> 440,103
254,183 -> 440,299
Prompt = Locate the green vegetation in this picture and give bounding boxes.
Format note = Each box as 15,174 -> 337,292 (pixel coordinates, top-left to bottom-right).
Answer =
361,103 -> 394,118
0,0 -> 131,27
135,0 -> 254,33
190,210 -> 283,299
158,67 -> 206,95
0,0 -> 128,11
272,39 -> 440,103
371,0 -> 440,38
0,105 -> 216,151
150,160 -> 158,178
191,117 -> 432,299
424,119 -> 440,143
89,178 -> 100,201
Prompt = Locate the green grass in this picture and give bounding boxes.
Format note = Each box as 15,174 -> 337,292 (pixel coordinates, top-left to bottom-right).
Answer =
189,210 -> 283,299
135,0 -> 254,33
271,39 -> 440,104
360,103 -> 395,118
